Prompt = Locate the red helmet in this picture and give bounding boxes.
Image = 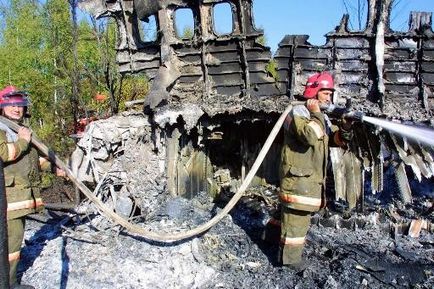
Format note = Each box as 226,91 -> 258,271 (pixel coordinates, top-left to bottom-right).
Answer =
0,86 -> 29,108
302,72 -> 334,99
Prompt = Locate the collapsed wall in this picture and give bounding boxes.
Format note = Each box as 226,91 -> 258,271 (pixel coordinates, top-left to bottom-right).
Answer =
75,0 -> 434,210
78,0 -> 434,119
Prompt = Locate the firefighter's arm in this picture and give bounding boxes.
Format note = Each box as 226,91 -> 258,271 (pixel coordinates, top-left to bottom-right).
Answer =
0,128 -> 30,162
292,111 -> 326,146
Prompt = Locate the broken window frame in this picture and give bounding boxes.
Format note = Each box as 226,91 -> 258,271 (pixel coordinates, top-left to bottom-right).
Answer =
137,14 -> 159,44
173,7 -> 196,41
212,2 -> 235,37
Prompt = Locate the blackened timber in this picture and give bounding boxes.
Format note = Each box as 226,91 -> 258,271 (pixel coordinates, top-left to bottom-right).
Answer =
237,0 -> 250,98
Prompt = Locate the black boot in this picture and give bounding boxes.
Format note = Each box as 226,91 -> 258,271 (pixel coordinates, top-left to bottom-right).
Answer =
284,260 -> 309,272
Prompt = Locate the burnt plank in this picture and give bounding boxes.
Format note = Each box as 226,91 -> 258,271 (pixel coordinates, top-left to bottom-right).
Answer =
177,75 -> 202,83
209,51 -> 241,63
385,84 -> 419,95
339,72 -> 368,84
248,61 -> 269,72
338,60 -> 369,72
246,51 -> 274,61
336,48 -> 370,60
209,73 -> 244,86
384,61 -> 417,72
276,71 -> 290,82
385,48 -> 416,60
338,84 -> 369,96
250,83 -> 283,97
295,59 -> 329,71
249,71 -> 276,84
384,72 -> 416,84
421,62 -> 434,72
207,63 -> 243,74
334,37 -> 370,48
177,54 -> 202,63
421,72 -> 434,85
215,85 -> 244,96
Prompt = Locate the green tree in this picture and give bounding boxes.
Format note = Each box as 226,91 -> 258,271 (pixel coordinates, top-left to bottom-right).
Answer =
38,0 -> 75,150
0,0 -> 58,143
182,26 -> 194,39
0,0 -> 78,153
0,0 -> 46,91
0,0 -> 148,154
80,17 -> 125,115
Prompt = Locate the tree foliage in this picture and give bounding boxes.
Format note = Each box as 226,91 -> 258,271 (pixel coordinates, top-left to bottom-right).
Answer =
0,0 -> 148,156
182,26 -> 194,39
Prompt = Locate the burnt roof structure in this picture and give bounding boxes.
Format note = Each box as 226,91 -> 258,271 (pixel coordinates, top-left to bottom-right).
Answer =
76,0 -> 434,208
79,0 -> 434,121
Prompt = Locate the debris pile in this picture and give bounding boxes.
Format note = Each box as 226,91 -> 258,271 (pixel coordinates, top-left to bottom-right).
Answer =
15,114 -> 433,288
70,112 -> 169,220
19,192 -> 434,288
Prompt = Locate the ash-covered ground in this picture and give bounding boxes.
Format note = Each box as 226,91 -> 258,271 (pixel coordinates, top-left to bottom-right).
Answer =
18,189 -> 434,289
15,113 -> 434,289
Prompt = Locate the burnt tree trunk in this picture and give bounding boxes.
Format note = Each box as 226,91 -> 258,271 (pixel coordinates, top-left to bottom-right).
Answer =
69,0 -> 80,133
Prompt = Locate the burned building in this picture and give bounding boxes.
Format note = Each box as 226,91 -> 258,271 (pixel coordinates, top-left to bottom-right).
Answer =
76,0 -> 434,210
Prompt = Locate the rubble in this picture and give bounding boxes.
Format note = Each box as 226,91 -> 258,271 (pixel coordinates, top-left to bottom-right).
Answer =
18,190 -> 434,288
69,111 -> 434,225
14,0 -> 434,288
18,113 -> 431,288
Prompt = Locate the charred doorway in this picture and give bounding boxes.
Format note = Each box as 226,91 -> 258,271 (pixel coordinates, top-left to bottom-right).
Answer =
166,113 -> 282,199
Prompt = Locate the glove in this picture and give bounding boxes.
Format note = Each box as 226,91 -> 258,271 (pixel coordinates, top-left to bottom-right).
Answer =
339,119 -> 353,142
341,118 -> 353,131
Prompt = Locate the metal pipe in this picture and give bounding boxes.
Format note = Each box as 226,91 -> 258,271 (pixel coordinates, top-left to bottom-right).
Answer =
320,103 -> 365,122
0,159 -> 10,289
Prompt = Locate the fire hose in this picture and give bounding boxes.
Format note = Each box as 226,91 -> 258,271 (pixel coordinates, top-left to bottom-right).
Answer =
0,103 -> 293,243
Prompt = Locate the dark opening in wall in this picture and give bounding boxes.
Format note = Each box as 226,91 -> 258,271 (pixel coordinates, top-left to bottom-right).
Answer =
213,2 -> 234,36
174,7 -> 195,39
172,114 -> 283,199
205,117 -> 282,188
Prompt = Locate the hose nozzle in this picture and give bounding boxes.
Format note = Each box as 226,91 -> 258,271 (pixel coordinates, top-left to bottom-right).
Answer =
320,104 -> 364,122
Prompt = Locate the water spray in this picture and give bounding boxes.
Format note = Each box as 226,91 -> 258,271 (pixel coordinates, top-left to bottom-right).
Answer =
321,103 -> 434,148
362,116 -> 434,148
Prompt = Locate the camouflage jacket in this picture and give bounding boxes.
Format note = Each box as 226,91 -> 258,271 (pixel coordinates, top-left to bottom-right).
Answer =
0,122 -> 45,220
279,105 -> 346,212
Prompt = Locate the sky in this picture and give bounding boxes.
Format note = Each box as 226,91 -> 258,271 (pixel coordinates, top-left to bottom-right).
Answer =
75,0 -> 434,54
169,0 -> 434,54
251,0 -> 434,52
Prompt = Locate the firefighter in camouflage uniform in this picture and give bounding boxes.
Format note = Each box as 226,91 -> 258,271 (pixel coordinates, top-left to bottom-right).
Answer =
0,86 -> 64,289
278,72 -> 351,270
